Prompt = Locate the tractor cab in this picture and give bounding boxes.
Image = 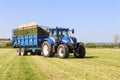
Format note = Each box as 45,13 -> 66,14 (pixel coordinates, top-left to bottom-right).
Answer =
48,27 -> 75,44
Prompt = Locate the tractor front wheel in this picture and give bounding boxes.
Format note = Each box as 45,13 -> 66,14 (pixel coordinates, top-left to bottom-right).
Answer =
57,44 -> 69,58
74,45 -> 85,58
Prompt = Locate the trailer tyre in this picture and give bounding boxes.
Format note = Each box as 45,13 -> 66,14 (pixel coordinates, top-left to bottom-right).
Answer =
21,48 -> 27,56
17,48 -> 21,56
74,45 -> 85,58
42,41 -> 54,57
57,44 -> 69,58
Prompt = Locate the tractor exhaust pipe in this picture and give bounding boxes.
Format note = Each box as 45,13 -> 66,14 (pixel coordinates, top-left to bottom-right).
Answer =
56,27 -> 59,43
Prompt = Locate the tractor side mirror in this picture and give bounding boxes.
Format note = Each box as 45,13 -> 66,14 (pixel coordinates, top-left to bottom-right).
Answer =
72,29 -> 74,34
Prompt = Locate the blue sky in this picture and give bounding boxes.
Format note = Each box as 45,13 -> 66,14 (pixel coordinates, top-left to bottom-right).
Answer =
0,0 -> 120,42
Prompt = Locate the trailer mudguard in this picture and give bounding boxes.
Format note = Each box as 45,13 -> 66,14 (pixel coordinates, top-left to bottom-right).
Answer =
44,38 -> 54,46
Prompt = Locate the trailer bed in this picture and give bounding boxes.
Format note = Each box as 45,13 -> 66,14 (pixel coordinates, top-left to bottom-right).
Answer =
12,24 -> 49,48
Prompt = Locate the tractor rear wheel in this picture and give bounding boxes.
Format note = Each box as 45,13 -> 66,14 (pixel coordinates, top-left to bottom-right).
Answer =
57,44 -> 69,58
21,48 -> 27,56
42,41 -> 54,57
74,45 -> 85,58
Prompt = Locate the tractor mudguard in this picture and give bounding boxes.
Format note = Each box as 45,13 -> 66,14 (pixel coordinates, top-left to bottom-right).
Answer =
44,38 -> 54,46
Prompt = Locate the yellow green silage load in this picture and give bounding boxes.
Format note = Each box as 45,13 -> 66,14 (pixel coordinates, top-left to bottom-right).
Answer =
14,22 -> 48,36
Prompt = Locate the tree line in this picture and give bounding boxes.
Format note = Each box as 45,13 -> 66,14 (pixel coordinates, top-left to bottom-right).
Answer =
0,41 -> 12,48
84,43 -> 120,48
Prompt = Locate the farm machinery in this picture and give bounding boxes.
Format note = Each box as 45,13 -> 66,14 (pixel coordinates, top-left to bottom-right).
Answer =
12,22 -> 85,58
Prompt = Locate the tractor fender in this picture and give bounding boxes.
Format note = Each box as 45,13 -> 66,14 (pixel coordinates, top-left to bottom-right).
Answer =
43,38 -> 54,46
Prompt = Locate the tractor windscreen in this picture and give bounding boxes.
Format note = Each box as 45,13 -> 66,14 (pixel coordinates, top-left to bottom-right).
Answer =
62,30 -> 68,36
50,29 -> 69,37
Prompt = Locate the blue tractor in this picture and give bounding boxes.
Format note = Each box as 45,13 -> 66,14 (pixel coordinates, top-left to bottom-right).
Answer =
42,27 -> 86,58
12,23 -> 85,58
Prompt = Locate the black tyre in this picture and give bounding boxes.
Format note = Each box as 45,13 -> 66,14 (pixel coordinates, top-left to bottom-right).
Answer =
17,48 -> 21,56
42,41 -> 54,57
21,48 -> 27,56
57,44 -> 69,58
74,45 -> 86,58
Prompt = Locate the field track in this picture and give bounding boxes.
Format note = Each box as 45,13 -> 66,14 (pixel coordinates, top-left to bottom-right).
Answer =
0,48 -> 120,80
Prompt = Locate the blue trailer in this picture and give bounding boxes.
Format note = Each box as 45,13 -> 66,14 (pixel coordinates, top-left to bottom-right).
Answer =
12,23 -> 85,58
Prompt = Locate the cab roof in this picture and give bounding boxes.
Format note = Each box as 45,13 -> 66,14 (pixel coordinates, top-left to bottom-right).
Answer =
49,28 -> 69,31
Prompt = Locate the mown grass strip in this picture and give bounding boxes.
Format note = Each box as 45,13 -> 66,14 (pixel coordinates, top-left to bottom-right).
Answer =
0,49 -> 17,80
26,56 -> 64,80
18,56 -> 36,80
0,49 -> 36,80
39,57 -> 106,80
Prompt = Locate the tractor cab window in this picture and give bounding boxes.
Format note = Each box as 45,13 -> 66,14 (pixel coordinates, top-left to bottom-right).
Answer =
50,29 -> 69,37
50,30 -> 57,37
62,30 -> 68,36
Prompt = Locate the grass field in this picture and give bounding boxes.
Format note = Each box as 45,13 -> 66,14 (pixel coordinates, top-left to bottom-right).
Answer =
0,48 -> 120,80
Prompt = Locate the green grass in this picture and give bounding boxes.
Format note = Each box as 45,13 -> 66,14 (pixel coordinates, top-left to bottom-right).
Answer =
0,48 -> 120,80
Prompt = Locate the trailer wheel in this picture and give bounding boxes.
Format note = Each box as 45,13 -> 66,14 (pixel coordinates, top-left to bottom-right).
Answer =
17,48 -> 21,56
74,45 -> 85,58
21,48 -> 27,56
42,41 -> 54,57
57,44 -> 69,58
